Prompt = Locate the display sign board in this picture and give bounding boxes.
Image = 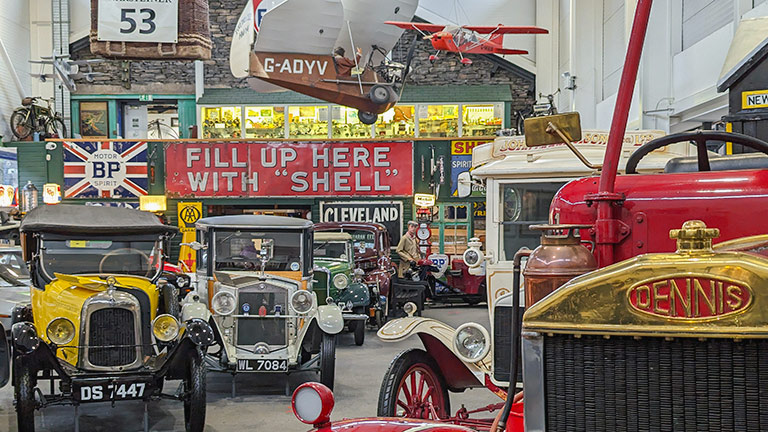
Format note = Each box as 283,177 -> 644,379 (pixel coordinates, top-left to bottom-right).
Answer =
97,0 -> 179,43
320,200 -> 403,248
63,141 -> 148,199
165,141 -> 413,197
178,202 -> 203,233
85,201 -> 140,209
742,89 -> 768,109
451,140 -> 490,197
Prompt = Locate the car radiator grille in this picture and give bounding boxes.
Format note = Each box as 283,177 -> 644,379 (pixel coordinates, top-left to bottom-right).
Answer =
543,334 -> 768,432
236,290 -> 288,347
493,305 -> 523,383
88,308 -> 137,367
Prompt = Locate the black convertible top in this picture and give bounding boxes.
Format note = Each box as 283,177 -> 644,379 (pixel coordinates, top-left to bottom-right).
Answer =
20,204 -> 177,235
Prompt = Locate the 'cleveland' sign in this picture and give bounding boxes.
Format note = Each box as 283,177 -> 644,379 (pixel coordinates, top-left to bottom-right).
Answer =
627,275 -> 752,319
165,141 -> 413,197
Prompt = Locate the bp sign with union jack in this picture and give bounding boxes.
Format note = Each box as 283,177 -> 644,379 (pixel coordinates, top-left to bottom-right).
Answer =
63,141 -> 149,199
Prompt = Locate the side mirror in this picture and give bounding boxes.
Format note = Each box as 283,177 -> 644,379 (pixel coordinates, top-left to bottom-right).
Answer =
523,112 -> 582,147
457,172 -> 473,198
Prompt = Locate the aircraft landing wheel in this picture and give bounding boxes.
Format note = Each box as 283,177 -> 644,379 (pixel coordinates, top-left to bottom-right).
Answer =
369,84 -> 392,104
377,349 -> 450,420
358,111 -> 378,125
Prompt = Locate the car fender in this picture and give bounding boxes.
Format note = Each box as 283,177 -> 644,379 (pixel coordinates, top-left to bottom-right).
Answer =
316,305 -> 344,334
336,282 -> 370,308
378,317 -> 488,390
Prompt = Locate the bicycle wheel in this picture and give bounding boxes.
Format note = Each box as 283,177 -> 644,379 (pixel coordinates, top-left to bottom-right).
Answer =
45,118 -> 67,139
10,109 -> 33,139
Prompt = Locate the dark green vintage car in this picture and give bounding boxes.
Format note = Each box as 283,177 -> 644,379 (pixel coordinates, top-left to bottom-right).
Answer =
312,232 -> 370,346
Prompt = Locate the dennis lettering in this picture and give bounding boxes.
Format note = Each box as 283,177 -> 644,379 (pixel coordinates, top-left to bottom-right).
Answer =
628,275 -> 752,319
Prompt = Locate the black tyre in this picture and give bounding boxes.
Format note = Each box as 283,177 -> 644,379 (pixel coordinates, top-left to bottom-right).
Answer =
15,364 -> 36,432
183,349 -> 206,432
353,320 -> 365,346
10,110 -> 33,140
358,110 -> 378,125
377,349 -> 450,420
369,85 -> 392,104
45,118 -> 67,139
374,309 -> 385,329
319,332 -> 336,390
162,283 -> 181,318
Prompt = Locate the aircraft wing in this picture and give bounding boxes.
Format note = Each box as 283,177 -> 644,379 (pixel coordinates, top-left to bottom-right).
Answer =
335,0 -> 419,65
230,0 -> 255,78
253,0 -> 344,55
463,25 -> 549,35
385,21 -> 445,33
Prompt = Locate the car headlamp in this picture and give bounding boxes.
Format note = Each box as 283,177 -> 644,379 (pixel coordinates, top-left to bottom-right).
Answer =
292,382 -> 335,426
332,273 -> 349,289
453,323 -> 490,363
46,317 -> 75,345
463,247 -> 484,268
291,290 -> 313,314
212,291 -> 237,316
152,314 -> 180,342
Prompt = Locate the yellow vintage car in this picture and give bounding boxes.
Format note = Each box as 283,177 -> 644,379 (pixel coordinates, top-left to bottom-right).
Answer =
0,204 -> 213,432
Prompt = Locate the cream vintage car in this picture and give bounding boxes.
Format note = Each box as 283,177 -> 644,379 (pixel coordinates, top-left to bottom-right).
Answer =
193,215 -> 343,393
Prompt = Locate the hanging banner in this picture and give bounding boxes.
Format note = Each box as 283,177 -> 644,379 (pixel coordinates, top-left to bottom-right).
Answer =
165,141 -> 413,198
177,202 -> 203,233
320,200 -> 403,248
450,140 -> 490,197
63,141 -> 149,199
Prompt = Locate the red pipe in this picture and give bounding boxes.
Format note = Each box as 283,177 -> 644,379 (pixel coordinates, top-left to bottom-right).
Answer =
593,0 -> 654,266
598,0 -> 654,193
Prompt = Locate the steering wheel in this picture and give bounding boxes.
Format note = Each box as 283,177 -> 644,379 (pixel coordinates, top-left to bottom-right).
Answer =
625,131 -> 768,174
98,248 -> 153,278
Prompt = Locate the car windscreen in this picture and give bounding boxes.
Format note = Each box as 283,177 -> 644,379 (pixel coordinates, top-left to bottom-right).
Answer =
40,239 -> 162,279
214,230 -> 302,272
313,241 -> 348,260
0,251 -> 29,286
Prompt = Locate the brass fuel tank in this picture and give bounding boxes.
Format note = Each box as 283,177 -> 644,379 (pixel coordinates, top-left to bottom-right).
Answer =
524,224 -> 597,307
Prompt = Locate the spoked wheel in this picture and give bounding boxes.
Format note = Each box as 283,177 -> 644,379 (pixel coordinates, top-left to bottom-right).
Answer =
10,110 -> 33,140
183,348 -> 206,432
378,349 -> 450,420
15,363 -> 36,432
319,332 -> 336,390
45,118 -> 67,139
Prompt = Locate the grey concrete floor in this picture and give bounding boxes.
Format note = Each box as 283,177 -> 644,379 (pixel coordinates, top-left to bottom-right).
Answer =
0,306 -> 498,432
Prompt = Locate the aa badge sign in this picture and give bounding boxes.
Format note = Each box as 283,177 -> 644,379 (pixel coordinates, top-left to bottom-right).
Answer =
63,141 -> 149,199
177,202 -> 202,233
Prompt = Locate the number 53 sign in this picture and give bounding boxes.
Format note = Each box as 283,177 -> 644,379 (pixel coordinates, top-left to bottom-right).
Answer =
97,0 -> 178,43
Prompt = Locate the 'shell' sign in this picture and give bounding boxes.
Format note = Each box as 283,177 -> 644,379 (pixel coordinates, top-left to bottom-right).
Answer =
165,141 -> 413,197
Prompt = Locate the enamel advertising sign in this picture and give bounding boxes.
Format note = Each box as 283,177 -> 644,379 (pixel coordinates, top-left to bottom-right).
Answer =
63,141 -> 149,199
165,141 -> 413,197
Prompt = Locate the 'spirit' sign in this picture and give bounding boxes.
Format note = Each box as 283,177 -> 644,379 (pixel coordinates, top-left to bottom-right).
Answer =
63,141 -> 148,199
165,141 -> 413,197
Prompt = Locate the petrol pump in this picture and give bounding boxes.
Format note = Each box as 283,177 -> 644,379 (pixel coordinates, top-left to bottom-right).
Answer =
413,193 -> 435,256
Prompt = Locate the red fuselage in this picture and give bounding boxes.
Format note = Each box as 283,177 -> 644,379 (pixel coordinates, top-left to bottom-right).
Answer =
430,31 -> 503,54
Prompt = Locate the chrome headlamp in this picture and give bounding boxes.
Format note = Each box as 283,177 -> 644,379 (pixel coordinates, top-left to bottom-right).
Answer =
153,314 -> 181,342
212,291 -> 237,316
453,323 -> 491,363
291,290 -> 313,314
332,273 -> 349,289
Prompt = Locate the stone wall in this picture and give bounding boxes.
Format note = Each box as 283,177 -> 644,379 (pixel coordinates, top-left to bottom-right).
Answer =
71,1 -> 533,109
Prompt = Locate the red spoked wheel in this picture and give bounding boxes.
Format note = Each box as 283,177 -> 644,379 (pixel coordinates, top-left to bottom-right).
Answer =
378,349 -> 450,419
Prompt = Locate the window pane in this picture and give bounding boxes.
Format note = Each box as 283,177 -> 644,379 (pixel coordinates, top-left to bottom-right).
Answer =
288,106 -> 329,138
462,104 -> 503,136
444,224 -> 468,255
202,106 -> 242,139
418,104 -> 458,138
444,205 -> 468,221
332,106 -> 371,138
375,105 -> 415,138
245,106 -> 284,138
499,182 -> 563,261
